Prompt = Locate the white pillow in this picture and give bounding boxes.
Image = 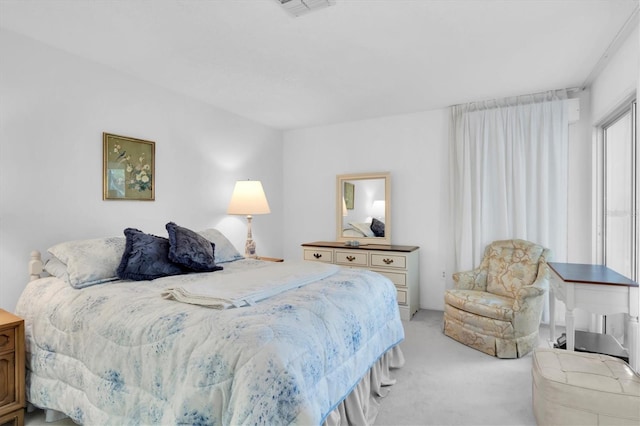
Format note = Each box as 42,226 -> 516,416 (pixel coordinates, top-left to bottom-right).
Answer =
43,257 -> 69,281
197,229 -> 243,263
348,222 -> 375,238
48,236 -> 125,288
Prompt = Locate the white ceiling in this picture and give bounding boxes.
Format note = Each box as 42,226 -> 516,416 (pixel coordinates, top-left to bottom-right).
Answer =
1,0 -> 638,130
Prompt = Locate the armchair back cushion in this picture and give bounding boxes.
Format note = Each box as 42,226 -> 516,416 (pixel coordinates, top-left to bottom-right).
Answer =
483,240 -> 545,299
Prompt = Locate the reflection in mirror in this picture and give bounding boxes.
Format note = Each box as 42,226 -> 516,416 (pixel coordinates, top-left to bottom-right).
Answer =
336,172 -> 391,245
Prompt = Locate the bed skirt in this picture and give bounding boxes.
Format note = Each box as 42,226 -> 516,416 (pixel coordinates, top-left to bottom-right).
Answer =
33,345 -> 405,426
323,345 -> 405,426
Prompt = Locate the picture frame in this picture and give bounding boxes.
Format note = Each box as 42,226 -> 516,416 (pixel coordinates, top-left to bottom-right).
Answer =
103,132 -> 155,201
344,181 -> 354,210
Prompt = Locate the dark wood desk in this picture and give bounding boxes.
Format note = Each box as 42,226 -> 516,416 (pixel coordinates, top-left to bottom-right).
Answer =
548,262 -> 639,371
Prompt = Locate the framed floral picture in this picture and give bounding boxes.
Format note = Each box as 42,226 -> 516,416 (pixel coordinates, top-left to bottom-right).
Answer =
103,132 -> 155,200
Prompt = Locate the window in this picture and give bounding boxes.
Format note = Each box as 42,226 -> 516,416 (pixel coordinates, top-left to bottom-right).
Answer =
596,99 -> 637,341
603,101 -> 637,280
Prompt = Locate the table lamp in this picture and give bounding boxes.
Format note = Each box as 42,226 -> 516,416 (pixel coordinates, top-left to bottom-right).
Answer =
227,180 -> 271,258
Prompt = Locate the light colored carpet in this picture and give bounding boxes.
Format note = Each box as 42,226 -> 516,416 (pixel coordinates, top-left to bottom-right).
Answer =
25,309 -> 552,425
374,309 -> 552,426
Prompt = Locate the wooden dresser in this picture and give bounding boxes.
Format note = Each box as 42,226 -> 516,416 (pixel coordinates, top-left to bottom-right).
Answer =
302,241 -> 420,320
0,310 -> 25,426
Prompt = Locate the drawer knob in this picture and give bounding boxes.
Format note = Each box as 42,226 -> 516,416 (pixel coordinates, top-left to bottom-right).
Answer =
346,255 -> 356,262
313,253 -> 322,259
383,258 -> 394,265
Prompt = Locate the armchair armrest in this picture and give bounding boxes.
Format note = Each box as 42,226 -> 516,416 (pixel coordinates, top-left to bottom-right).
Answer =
513,262 -> 550,313
516,284 -> 546,300
516,261 -> 549,300
452,268 -> 487,291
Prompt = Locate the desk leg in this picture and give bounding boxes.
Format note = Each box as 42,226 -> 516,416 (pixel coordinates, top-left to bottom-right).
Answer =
565,283 -> 575,352
566,308 -> 575,352
629,315 -> 638,372
549,291 -> 556,344
629,287 -> 639,372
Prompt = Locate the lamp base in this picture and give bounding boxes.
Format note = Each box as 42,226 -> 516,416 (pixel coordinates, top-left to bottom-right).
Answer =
245,238 -> 257,258
244,215 -> 258,258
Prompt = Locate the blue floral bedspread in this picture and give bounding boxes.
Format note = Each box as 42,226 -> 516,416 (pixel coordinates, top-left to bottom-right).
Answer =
16,259 -> 404,425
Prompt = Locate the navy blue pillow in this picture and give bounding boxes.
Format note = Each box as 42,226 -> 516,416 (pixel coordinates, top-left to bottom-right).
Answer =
370,218 -> 385,237
166,222 -> 223,272
117,228 -> 185,281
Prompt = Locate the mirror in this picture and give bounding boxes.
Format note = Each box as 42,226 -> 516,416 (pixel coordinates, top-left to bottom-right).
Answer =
336,172 -> 391,245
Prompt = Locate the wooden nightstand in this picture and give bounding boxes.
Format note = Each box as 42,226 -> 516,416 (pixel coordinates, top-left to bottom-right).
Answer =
0,310 -> 25,426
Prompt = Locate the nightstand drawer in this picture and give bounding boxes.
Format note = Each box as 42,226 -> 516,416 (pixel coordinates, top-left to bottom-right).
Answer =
0,353 -> 16,407
335,250 -> 368,266
0,329 -> 15,353
0,310 -> 25,423
303,248 -> 333,263
371,253 -> 406,269
375,270 -> 407,287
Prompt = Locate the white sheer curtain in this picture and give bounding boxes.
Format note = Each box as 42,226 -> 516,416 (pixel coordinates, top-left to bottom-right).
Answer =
449,90 -> 569,287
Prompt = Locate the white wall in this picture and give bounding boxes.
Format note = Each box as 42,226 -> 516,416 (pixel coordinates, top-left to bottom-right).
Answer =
0,30 -> 284,311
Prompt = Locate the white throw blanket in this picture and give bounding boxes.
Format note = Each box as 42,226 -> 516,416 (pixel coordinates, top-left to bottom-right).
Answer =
161,261 -> 339,309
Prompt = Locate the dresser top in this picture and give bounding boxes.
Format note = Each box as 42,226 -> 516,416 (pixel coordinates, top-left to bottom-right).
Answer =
302,241 -> 419,252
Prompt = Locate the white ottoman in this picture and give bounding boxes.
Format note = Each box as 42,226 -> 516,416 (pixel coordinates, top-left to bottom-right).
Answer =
532,347 -> 640,425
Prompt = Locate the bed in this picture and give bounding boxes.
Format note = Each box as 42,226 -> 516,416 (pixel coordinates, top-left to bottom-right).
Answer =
16,225 -> 405,425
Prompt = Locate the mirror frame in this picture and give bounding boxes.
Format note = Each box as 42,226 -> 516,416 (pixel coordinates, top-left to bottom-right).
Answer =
336,172 -> 391,245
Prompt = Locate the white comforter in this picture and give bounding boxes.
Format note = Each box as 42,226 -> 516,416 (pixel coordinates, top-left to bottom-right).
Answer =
16,259 -> 404,425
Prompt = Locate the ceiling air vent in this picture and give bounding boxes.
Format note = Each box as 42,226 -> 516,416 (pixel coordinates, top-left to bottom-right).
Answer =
275,0 -> 336,17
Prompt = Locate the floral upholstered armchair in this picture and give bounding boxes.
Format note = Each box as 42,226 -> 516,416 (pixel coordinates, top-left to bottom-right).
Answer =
443,239 -> 551,358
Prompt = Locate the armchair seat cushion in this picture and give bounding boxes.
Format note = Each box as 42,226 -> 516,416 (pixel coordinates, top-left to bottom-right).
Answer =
444,289 -> 515,322
445,304 -> 515,339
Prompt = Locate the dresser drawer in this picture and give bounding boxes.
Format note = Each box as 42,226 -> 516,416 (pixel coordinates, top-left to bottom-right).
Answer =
335,250 -> 368,267
375,270 -> 407,288
371,253 -> 406,269
303,248 -> 333,263
396,289 -> 407,305
0,329 -> 14,354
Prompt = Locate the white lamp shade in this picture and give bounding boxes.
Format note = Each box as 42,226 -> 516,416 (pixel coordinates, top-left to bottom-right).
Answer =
227,180 -> 271,215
